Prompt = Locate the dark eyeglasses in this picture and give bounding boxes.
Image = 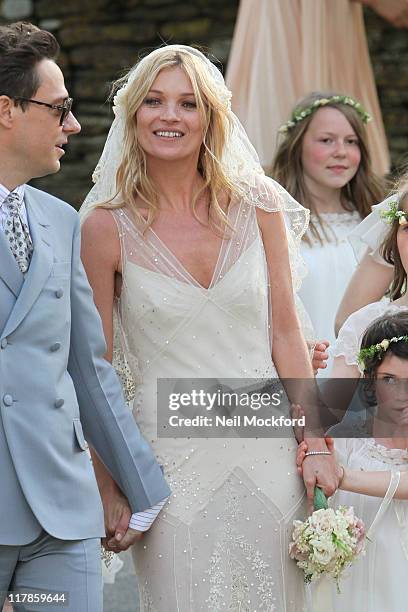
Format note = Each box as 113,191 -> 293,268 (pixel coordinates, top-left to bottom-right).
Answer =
13,96 -> 73,126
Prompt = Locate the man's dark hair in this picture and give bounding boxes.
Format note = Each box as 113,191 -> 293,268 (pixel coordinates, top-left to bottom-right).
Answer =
0,22 -> 60,109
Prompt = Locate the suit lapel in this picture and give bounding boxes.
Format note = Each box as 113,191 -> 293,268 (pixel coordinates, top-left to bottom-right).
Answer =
2,190 -> 53,338
0,228 -> 24,297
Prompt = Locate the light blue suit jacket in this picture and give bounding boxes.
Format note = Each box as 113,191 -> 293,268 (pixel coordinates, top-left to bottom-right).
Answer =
0,186 -> 170,545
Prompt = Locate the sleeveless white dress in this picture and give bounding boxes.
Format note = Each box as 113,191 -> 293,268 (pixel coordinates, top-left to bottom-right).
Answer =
111,195 -> 308,612
323,301 -> 408,609
299,211 -> 361,350
330,439 -> 408,612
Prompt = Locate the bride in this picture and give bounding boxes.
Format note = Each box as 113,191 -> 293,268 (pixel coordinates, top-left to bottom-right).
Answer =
80,45 -> 337,611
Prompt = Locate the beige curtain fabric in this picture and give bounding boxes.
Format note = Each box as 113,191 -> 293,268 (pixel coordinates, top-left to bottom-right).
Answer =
226,0 -> 390,175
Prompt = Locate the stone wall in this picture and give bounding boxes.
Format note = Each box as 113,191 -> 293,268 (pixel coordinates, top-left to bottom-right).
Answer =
0,0 -> 406,208
364,8 -> 408,174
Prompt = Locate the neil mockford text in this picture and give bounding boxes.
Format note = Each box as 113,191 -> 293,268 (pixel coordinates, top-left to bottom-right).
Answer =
167,389 -> 306,429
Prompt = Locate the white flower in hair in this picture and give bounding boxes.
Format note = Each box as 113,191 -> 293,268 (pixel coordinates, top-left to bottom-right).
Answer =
91,167 -> 100,184
379,339 -> 390,350
212,82 -> 232,109
113,87 -> 127,117
223,88 -> 232,109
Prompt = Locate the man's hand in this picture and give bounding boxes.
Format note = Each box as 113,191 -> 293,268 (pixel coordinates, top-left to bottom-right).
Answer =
301,440 -> 339,514
90,448 -> 144,551
100,482 -> 143,551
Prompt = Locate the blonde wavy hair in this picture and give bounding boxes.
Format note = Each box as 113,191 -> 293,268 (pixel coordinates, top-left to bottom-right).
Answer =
97,46 -> 241,233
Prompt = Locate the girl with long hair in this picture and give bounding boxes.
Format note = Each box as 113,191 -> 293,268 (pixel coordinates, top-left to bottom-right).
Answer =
272,92 -> 384,354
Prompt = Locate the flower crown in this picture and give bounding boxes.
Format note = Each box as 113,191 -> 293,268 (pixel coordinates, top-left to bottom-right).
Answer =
358,335 -> 408,371
278,95 -> 372,134
380,199 -> 408,226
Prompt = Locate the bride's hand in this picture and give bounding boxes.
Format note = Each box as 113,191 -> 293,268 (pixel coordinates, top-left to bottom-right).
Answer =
296,437 -> 335,473
107,526 -> 144,552
302,450 -> 339,513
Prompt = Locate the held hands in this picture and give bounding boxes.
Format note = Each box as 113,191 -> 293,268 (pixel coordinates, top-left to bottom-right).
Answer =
100,482 -> 143,552
107,526 -> 144,552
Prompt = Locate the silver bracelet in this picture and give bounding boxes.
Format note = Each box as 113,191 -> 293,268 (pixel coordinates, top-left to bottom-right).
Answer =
304,450 -> 332,457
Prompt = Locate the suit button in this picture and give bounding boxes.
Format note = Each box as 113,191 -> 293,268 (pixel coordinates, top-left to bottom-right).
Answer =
54,398 -> 65,408
3,394 -> 13,406
50,342 -> 62,352
0,338 -> 8,349
55,289 -> 64,298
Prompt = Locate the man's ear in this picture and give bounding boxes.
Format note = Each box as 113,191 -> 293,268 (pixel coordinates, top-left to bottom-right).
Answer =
0,95 -> 16,128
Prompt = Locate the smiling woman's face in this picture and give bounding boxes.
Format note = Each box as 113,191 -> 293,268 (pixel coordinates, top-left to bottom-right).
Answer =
136,66 -> 204,164
301,107 -> 361,194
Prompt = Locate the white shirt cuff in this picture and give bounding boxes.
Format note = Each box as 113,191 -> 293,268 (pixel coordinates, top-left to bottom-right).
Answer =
129,497 -> 168,532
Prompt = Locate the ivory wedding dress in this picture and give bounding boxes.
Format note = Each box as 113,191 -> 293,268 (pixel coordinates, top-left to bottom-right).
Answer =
112,195 -> 308,612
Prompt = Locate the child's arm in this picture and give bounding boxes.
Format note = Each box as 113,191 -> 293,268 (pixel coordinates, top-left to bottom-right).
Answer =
339,467 -> 407,499
296,440 -> 408,499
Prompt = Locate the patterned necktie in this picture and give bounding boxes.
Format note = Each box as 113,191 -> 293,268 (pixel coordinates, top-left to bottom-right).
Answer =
3,192 -> 33,274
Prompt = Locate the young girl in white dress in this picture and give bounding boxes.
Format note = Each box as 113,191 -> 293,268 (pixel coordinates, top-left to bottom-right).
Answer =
272,92 -> 384,355
331,184 -> 408,379
336,183 -> 406,332
298,311 -> 408,612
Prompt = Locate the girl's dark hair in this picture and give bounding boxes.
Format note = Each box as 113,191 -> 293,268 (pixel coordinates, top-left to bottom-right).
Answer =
380,181 -> 408,300
0,22 -> 59,109
271,90 -> 385,245
360,311 -> 408,406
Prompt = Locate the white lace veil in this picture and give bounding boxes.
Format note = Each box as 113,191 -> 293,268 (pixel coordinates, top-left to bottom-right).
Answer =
79,45 -> 314,393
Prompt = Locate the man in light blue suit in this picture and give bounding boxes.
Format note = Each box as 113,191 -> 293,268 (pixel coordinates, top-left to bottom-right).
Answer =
0,22 -> 170,611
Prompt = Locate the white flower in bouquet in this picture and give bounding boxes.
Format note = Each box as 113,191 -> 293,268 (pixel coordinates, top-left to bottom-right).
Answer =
289,505 -> 366,591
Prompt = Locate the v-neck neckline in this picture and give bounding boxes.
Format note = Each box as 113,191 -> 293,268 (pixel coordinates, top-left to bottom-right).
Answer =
145,224 -> 227,291
119,206 -> 236,291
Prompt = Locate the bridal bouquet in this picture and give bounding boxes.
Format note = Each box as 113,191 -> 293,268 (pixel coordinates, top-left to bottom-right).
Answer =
289,491 -> 366,591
